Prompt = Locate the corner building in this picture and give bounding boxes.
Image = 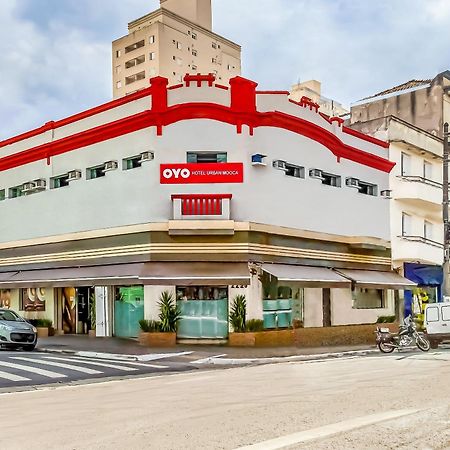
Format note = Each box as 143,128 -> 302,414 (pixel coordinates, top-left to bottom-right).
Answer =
0,74 -> 414,340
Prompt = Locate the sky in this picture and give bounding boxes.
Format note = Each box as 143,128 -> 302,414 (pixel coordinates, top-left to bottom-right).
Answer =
0,0 -> 449,140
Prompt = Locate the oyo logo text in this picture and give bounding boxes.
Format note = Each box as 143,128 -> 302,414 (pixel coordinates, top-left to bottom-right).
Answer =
162,168 -> 191,179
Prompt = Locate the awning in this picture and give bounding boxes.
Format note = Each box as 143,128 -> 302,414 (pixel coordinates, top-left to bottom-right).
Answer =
0,262 -> 250,288
0,264 -> 144,288
335,269 -> 417,289
140,262 -> 250,286
262,264 -> 351,288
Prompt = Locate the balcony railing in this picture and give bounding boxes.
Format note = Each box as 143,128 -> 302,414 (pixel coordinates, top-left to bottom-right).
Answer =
398,235 -> 443,248
397,175 -> 442,189
171,194 -> 232,220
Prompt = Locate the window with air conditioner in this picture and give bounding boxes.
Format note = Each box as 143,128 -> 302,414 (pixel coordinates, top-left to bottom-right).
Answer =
51,174 -> 70,189
285,163 -> 305,179
87,165 -> 106,180
187,152 -> 227,163
9,186 -> 23,198
309,169 -> 340,187
123,156 -> 143,170
357,180 -> 377,196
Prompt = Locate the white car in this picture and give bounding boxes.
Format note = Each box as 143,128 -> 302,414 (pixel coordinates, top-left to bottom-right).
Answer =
424,302 -> 450,348
0,308 -> 38,350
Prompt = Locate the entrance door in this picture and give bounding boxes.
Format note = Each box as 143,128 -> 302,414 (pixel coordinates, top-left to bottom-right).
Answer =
77,287 -> 90,334
114,286 -> 144,338
176,286 -> 228,339
322,288 -> 331,327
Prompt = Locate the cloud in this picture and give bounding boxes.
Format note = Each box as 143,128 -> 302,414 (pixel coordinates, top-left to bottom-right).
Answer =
0,0 -> 448,140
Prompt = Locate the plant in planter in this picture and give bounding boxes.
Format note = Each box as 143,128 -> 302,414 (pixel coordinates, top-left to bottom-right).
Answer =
245,319 -> 264,332
138,291 -> 181,347
88,292 -> 96,337
229,294 -> 246,333
34,318 -> 54,338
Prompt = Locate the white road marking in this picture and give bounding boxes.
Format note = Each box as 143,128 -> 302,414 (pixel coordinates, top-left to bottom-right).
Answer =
0,370 -> 30,382
75,351 -> 193,362
166,376 -> 214,385
235,409 -> 420,450
191,354 -> 228,364
65,356 -> 169,369
42,356 -> 138,372
12,357 -> 102,375
0,361 -> 67,379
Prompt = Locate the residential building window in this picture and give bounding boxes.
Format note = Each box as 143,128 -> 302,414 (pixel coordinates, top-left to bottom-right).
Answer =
0,189 -> 5,201
125,40 -> 145,53
176,41 -> 182,50
50,174 -> 70,189
125,71 -> 145,85
192,32 -> 197,40
212,42 -> 217,49
423,160 -> 433,180
123,156 -> 142,170
9,186 -> 23,198
212,57 -> 217,63
402,213 -> 412,236
353,288 -> 385,309
125,55 -> 145,69
424,220 -> 434,240
116,81 -> 122,89
149,52 -> 156,61
358,180 -> 377,196
309,169 -> 341,187
116,50 -> 121,58
115,65 -> 121,74
192,49 -> 198,56
87,165 -> 106,179
400,152 -> 411,176
192,65 -> 198,71
187,152 -> 227,163
149,35 -> 155,44
285,163 -> 305,179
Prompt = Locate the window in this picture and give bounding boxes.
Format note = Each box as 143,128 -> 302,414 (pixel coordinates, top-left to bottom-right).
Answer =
115,65 -> 121,74
192,32 -> 197,40
424,220 -> 433,240
176,41 -> 182,50
309,169 -> 340,187
125,40 -> 145,53
9,186 -> 23,198
212,42 -> 217,49
0,189 -> 5,201
176,286 -> 227,301
187,152 -> 227,163
87,165 -> 106,179
125,71 -> 145,85
285,163 -> 305,178
149,35 -> 155,44
116,81 -> 122,89
400,152 -> 411,176
192,49 -> 197,57
227,64 -> 233,70
123,156 -> 142,170
149,52 -> 156,61
423,160 -> 433,180
402,213 -> 411,236
116,50 -> 121,58
51,174 -> 70,189
212,57 -> 217,63
192,65 -> 198,71
358,180 -> 377,196
125,55 -> 145,69
353,288 -> 385,309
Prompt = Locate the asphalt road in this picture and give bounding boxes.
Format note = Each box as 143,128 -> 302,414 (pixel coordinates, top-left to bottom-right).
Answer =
0,350 -> 195,391
0,348 -> 449,449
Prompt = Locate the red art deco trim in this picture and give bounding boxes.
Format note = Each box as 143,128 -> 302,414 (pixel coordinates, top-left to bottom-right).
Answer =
168,84 -> 184,90
256,91 -> 290,95
171,194 -> 233,200
214,84 -> 229,90
0,102 -> 394,173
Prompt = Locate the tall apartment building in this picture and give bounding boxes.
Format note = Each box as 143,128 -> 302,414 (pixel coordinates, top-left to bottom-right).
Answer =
349,70 -> 450,314
290,80 -> 349,117
112,0 -> 241,98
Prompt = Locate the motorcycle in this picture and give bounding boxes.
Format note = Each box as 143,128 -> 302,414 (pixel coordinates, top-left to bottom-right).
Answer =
375,315 -> 430,353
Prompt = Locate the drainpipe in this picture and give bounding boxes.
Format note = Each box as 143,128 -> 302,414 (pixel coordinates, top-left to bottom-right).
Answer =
443,122 -> 450,300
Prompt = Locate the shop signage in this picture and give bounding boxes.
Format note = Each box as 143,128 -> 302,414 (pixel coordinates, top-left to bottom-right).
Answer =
160,163 -> 244,184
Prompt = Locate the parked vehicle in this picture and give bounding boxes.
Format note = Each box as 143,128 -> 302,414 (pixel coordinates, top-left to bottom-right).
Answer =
424,302 -> 450,348
0,308 -> 37,350
376,315 -> 430,353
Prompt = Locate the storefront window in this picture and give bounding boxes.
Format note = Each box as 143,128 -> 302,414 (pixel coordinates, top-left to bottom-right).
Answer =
352,288 -> 385,309
176,286 -> 227,301
114,286 -> 144,338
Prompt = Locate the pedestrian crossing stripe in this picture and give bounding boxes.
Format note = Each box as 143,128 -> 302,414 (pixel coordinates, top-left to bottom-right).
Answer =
0,360 -> 67,379
0,369 -> 29,382
42,356 -> 138,372
66,355 -> 169,369
11,357 -> 102,375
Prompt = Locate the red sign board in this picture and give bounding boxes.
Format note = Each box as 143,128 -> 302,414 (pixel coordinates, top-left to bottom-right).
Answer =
160,163 -> 244,184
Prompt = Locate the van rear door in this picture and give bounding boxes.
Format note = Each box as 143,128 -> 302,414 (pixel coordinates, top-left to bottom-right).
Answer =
425,305 -> 441,335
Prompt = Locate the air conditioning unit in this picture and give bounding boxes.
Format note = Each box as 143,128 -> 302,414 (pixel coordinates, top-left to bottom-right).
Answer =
273,160 -> 287,170
252,153 -> 267,166
139,151 -> 154,163
33,179 -> 46,190
103,160 -> 118,172
67,170 -> 82,182
22,182 -> 36,193
346,177 -> 360,188
309,168 -> 324,180
380,189 -> 392,199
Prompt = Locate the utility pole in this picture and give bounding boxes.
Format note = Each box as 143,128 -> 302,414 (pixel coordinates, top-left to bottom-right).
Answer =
443,122 -> 450,300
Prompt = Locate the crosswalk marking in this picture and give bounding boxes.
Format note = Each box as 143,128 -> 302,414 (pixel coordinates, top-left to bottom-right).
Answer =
66,356 -> 169,369
12,357 -> 102,375
0,361 -> 67,379
0,370 -> 30,382
42,356 -> 138,372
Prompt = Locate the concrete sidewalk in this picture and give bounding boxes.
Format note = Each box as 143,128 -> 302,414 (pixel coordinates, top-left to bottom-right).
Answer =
36,335 -> 378,363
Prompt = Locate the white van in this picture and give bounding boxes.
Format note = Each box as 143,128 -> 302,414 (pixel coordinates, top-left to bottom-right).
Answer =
424,302 -> 450,348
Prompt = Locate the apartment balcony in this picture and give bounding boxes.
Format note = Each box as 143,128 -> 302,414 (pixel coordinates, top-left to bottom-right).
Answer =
392,235 -> 443,266
392,176 -> 442,211
168,194 -> 234,236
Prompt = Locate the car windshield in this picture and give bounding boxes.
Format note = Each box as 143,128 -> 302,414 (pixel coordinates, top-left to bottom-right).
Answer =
0,310 -> 24,322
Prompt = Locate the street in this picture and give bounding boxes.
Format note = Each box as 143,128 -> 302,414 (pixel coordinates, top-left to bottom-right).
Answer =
0,349 -> 449,450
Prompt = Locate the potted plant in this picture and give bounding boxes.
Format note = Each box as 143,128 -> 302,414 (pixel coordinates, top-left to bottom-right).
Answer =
228,295 -> 255,346
138,291 -> 181,347
34,319 -> 54,338
88,292 -> 96,337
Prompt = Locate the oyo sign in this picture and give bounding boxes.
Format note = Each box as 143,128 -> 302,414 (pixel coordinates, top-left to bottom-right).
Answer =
160,163 -> 244,184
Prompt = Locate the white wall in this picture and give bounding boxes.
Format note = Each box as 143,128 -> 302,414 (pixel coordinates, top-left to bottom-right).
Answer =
303,288 -> 323,327
144,285 -> 176,321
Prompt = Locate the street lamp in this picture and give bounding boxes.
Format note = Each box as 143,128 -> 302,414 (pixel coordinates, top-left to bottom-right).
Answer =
443,122 -> 450,300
